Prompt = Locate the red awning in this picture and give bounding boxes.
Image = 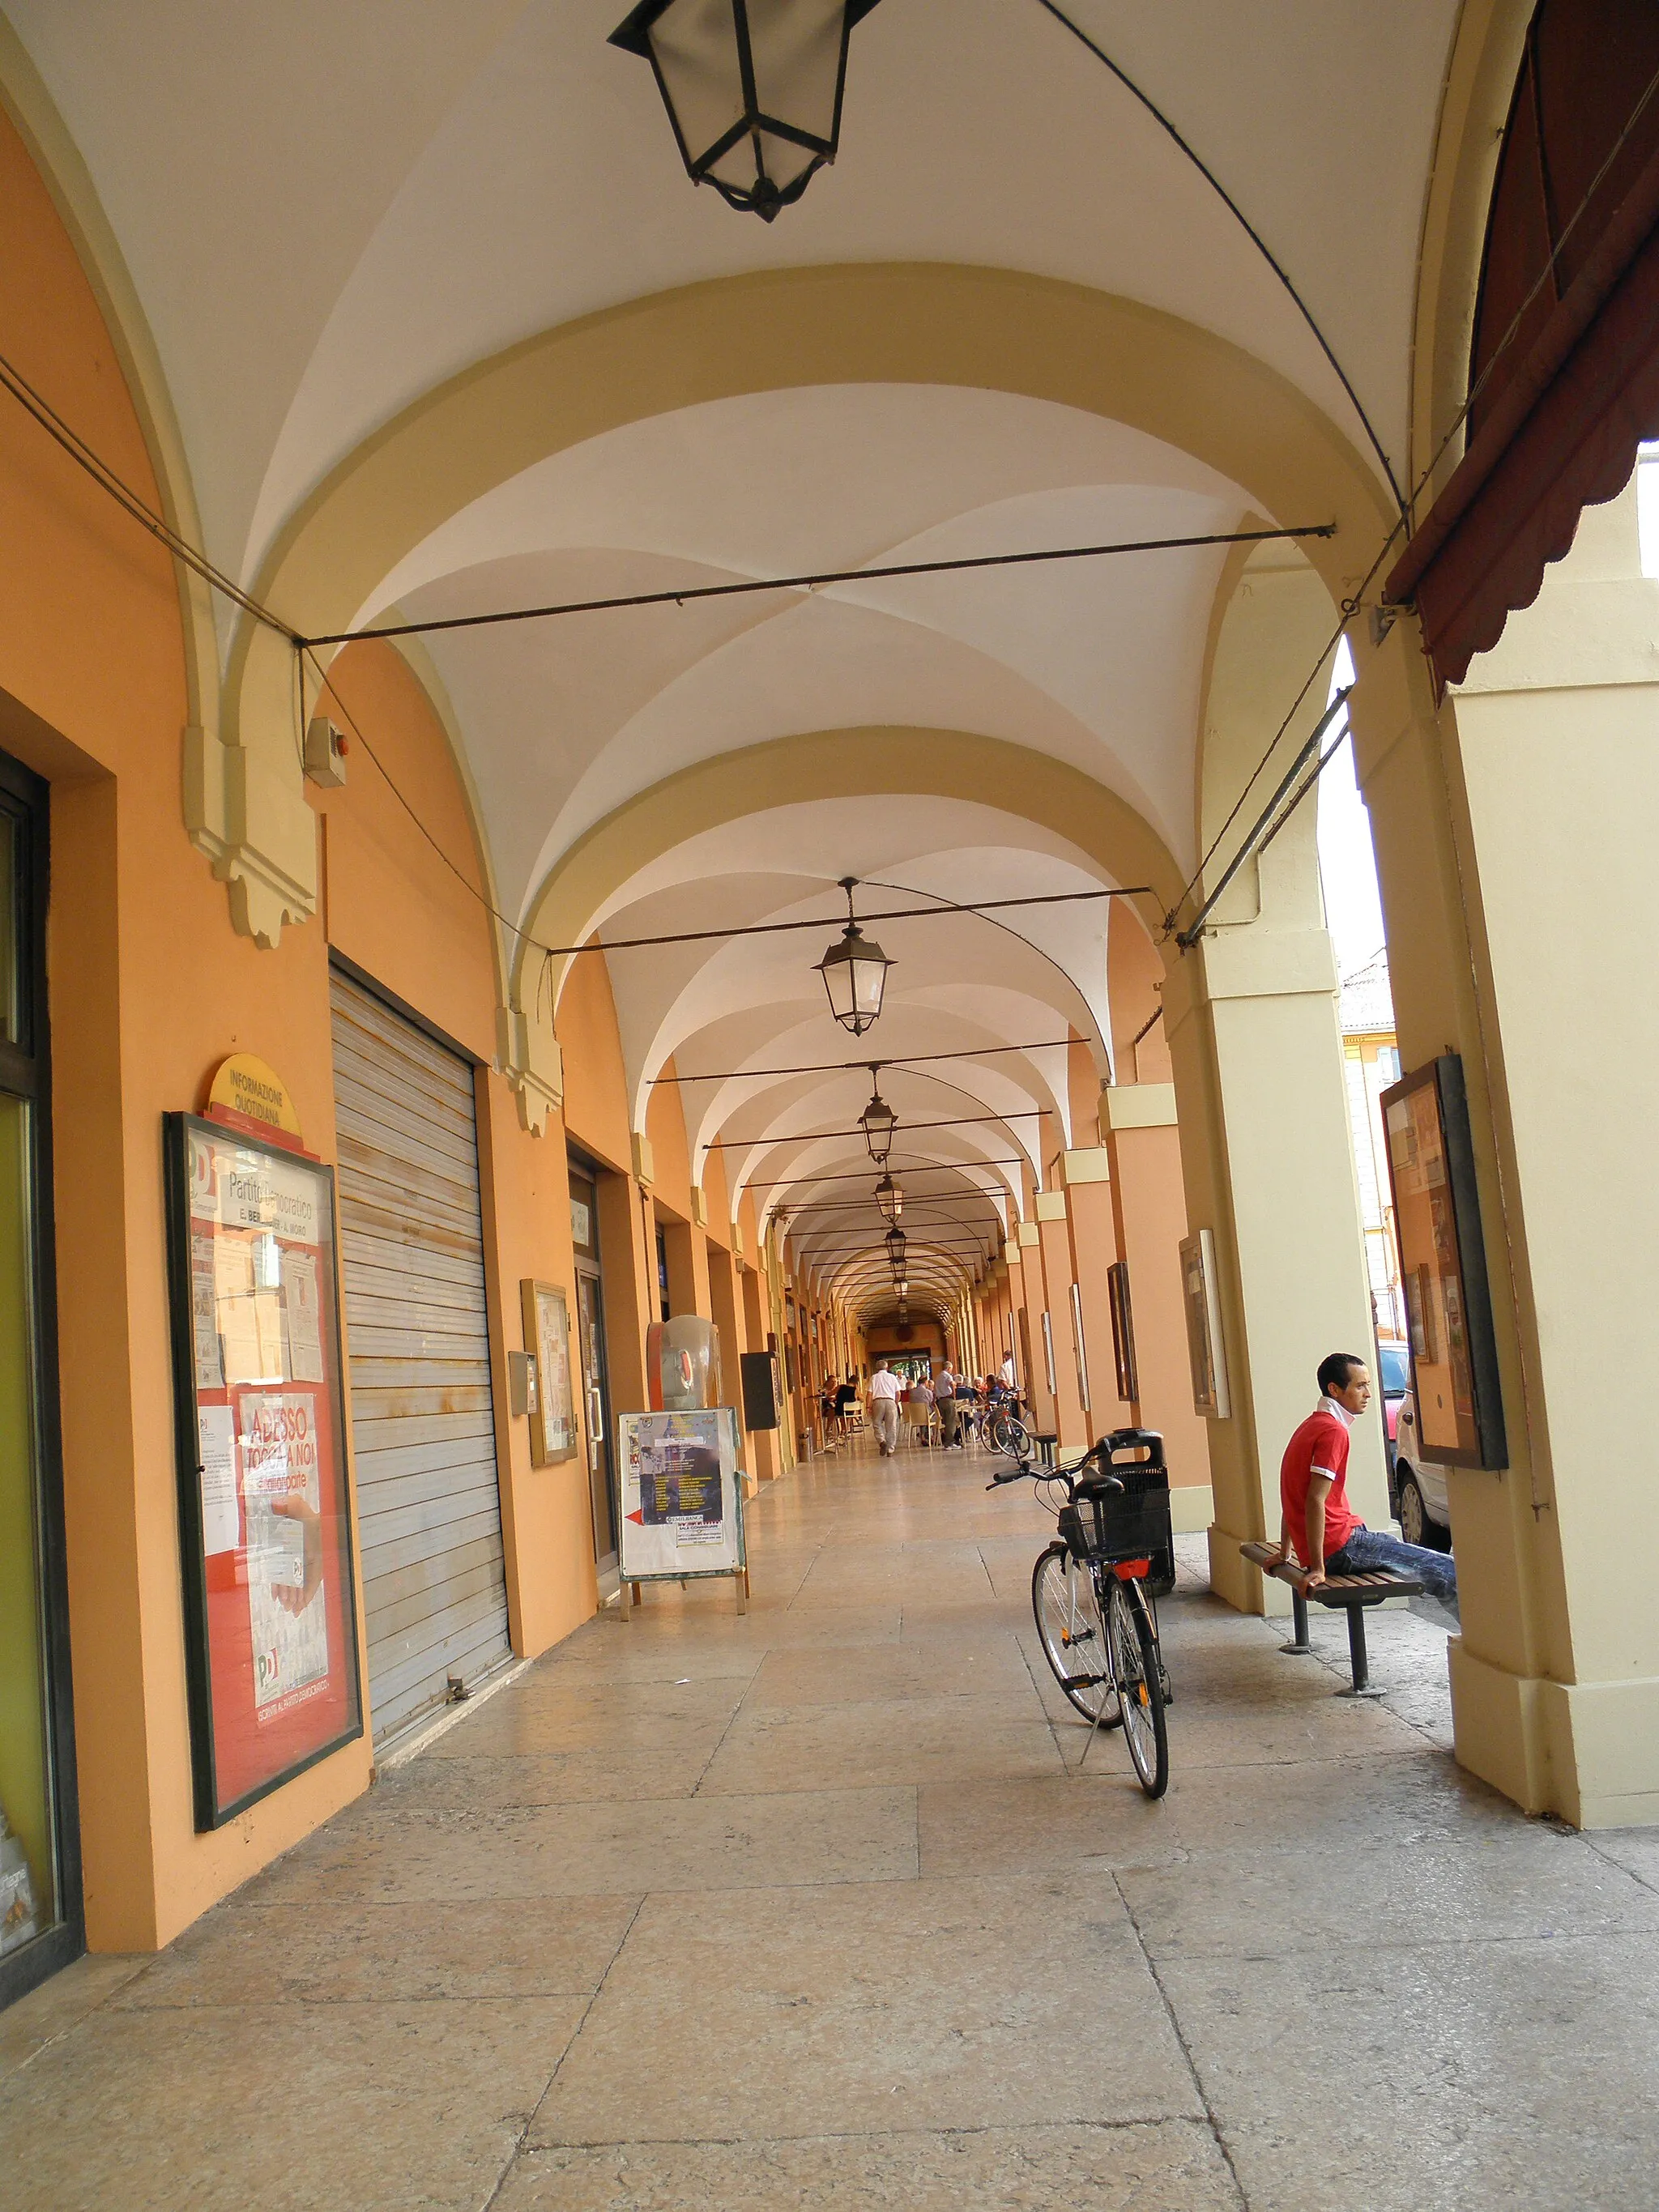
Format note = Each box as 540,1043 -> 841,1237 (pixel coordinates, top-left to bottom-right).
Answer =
1385,138 -> 1659,689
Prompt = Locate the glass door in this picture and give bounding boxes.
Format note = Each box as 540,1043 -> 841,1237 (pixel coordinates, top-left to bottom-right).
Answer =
568,1161 -> 617,1588
0,752 -> 79,2010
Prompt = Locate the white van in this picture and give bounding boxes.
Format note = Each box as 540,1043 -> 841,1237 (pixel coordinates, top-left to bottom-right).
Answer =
1389,1392 -> 1453,1551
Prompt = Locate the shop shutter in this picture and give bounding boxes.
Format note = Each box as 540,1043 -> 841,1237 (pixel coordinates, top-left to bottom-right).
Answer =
329,967 -> 510,1745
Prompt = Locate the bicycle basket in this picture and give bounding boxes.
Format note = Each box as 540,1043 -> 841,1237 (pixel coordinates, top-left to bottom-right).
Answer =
1075,1465 -> 1173,1567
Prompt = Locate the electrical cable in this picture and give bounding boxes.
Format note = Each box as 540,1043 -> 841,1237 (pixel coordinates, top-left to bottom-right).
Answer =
1163,57 -> 1659,940
1031,0 -> 1405,511
703,1110 -> 1044,1152
654,1038 -> 1077,1082
299,524 -> 1333,647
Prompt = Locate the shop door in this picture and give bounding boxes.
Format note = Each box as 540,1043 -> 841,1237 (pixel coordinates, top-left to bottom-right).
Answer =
329,965 -> 510,1745
0,752 -> 81,2010
567,1163 -> 616,1584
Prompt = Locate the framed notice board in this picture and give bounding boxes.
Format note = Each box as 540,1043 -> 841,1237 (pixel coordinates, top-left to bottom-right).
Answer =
617,1408 -> 745,1583
1379,1055 -> 1507,1469
164,1115 -> 363,1827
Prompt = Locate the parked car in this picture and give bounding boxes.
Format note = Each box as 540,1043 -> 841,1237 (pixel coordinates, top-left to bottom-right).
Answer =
1375,1339 -> 1410,1464
1389,1388 -> 1453,1551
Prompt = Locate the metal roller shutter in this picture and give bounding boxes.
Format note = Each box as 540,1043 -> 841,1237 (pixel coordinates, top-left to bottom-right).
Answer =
329,966 -> 510,1745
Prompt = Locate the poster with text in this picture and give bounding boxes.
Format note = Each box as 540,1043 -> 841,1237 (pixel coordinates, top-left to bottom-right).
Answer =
165,1114 -> 362,1827
617,1409 -> 744,1580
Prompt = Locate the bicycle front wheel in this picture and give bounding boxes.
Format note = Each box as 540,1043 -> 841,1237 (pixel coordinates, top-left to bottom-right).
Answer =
992,1411 -> 1030,1458
1107,1577 -> 1169,1797
1031,1543 -> 1118,1725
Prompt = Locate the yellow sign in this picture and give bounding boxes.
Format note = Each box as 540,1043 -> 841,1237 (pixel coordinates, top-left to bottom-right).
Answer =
207,1055 -> 303,1142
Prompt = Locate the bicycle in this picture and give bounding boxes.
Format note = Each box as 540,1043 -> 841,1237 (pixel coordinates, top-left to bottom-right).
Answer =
987,1396 -> 1030,1459
988,1427 -> 1173,1798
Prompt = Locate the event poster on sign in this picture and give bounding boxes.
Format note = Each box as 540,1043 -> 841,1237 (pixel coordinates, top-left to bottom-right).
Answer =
164,1115 -> 363,1827
616,1409 -> 744,1581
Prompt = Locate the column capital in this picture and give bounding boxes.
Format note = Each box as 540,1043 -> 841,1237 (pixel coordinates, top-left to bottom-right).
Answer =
1163,927 -> 1337,1032
1058,1145 -> 1111,1184
1100,1085 -> 1177,1132
1034,1190 -> 1068,1221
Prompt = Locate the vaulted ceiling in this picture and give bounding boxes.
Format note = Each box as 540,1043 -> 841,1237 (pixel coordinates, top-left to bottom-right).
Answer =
5,0 -> 1461,1318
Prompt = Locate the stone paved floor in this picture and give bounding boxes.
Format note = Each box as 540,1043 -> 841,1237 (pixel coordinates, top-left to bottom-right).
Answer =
6,1440 -> 1659,2209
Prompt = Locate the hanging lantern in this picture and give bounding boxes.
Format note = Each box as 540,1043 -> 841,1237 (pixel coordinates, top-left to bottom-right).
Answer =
883,1225 -> 906,1269
859,1067 -> 897,1164
609,1 -> 885,224
875,1172 -> 902,1225
813,878 -> 893,1036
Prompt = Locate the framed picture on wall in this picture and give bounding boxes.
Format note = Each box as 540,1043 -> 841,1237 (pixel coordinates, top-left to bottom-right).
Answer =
1379,1055 -> 1506,1469
1107,1261 -> 1139,1404
521,1280 -> 577,1466
163,1115 -> 364,1830
1178,1228 -> 1231,1420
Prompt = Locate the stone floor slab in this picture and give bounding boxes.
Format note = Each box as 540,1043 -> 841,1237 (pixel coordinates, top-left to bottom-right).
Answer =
698,1695 -> 1065,1793
0,1994 -> 584,2212
495,2117 -> 1239,2210
530,1874 -> 1199,2144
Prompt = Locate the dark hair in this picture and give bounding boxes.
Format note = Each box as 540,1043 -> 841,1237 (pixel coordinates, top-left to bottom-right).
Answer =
1317,1352 -> 1365,1397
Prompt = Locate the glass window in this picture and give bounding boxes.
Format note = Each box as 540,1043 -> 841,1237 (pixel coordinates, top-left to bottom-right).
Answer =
0,1094 -> 54,1957
0,808 -> 16,1046
1377,1342 -> 1411,1396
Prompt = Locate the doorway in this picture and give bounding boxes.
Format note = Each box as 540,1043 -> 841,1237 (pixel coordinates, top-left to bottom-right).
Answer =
568,1157 -> 617,1592
0,749 -> 81,2011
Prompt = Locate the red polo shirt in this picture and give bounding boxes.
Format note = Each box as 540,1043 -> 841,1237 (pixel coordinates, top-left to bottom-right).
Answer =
1280,1401 -> 1361,1566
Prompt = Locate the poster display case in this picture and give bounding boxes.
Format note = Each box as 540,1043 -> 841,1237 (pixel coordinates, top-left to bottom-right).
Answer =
1379,1055 -> 1507,1469
521,1279 -> 577,1466
616,1408 -> 745,1583
164,1115 -> 363,1828
1179,1228 -> 1231,1419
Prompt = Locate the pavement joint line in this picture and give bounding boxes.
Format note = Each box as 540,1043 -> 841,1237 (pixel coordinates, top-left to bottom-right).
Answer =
1111,1869 -> 1253,2210
520,2114 -> 1213,2151
484,1894 -> 649,2212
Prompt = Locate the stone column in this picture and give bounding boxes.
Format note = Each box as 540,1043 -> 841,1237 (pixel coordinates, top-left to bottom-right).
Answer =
1355,476 -> 1659,1826
1034,1191 -> 1090,1447
1097,1092 -> 1215,1528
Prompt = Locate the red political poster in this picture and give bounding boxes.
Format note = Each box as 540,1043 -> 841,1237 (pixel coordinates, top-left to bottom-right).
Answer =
165,1114 -> 362,1826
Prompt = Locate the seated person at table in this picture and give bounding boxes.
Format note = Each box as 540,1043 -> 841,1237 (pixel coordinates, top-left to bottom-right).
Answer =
1266,1352 -> 1458,1613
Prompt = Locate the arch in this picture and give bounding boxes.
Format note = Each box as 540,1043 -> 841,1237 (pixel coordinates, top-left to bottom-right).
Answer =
522,727 -> 1183,1025
220,262 -> 1398,948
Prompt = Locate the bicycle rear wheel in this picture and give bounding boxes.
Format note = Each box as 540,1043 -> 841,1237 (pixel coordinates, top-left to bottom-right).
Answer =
1107,1577 -> 1169,1797
1031,1543 -> 1118,1725
992,1411 -> 1030,1458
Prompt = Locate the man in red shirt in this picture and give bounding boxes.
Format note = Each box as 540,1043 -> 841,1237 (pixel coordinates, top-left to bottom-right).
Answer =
1267,1353 -> 1458,1610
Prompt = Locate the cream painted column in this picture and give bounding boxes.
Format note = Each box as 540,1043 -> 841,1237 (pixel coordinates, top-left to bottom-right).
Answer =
1091,1096 -> 1216,1528
1056,1150 -> 1128,1447
1009,1227 -> 1056,1433
1034,1191 -> 1090,1447
1165,926 -> 1384,1611
1355,476 -> 1659,1826
1179,543 -> 1385,1613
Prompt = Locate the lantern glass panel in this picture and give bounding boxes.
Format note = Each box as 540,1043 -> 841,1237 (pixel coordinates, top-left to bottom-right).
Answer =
747,0 -> 848,143
645,0 -> 745,168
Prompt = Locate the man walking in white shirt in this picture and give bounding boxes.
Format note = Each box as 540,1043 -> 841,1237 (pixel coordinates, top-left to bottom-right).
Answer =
868,1360 -> 902,1456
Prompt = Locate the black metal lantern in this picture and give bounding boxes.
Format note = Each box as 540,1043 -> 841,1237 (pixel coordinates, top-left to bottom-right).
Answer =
814,877 -> 891,1037
859,1068 -> 896,1165
883,1225 -> 906,1269
610,0 -> 884,223
875,1172 -> 902,1225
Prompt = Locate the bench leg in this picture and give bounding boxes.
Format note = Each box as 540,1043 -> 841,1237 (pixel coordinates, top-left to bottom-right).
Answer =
1282,1592 -> 1309,1663
1279,1588 -> 1313,1656
1336,1604 -> 1386,1698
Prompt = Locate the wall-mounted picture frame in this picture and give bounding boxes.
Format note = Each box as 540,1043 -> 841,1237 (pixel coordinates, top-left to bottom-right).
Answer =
163,1114 -> 364,1830
520,1279 -> 577,1466
1068,1281 -> 1091,1413
1107,1260 -> 1139,1404
1179,1228 -> 1231,1420
1380,1054 -> 1507,1469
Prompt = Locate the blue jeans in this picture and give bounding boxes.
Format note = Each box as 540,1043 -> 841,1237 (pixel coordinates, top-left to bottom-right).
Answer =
1328,1525 -> 1458,1613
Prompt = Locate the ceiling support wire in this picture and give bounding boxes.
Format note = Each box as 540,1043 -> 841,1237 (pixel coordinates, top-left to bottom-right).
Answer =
297,524 -> 1334,648
1162,57 -> 1659,940
1031,0 -> 1405,512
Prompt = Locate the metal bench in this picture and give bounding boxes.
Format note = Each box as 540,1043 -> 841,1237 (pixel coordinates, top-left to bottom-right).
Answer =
1241,1541 -> 1422,1698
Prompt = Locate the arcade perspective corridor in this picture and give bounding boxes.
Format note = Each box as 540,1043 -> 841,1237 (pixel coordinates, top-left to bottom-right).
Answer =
5,1438 -> 1658,2211
6,5 -> 1659,2198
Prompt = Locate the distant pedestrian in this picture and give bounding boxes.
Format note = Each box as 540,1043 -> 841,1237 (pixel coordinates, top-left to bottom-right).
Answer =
868,1359 -> 902,1457
935,1362 -> 964,1448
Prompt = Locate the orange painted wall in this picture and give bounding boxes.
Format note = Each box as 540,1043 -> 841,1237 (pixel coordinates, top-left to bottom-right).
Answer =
1110,1122 -> 1212,1495
1110,913 -> 1173,1085
0,109 -> 625,1956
